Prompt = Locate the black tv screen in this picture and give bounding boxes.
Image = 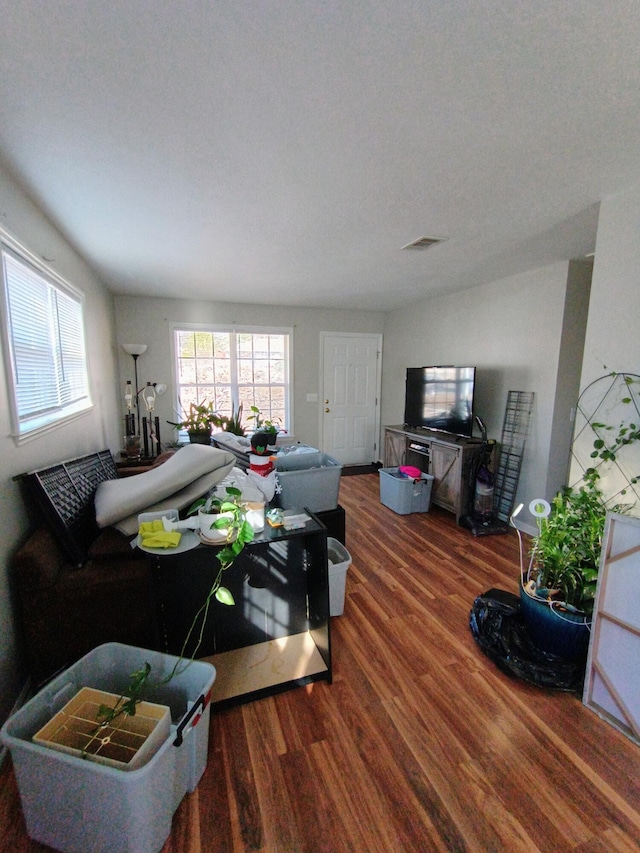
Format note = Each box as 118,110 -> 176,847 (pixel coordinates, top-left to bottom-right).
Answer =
403,366 -> 476,437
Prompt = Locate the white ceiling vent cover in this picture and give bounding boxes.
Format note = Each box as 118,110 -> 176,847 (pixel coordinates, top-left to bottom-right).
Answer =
402,235 -> 448,250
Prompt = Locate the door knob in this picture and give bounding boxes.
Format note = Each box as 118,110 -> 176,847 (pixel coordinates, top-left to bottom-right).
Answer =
325,407 -> 330,413
324,399 -> 329,404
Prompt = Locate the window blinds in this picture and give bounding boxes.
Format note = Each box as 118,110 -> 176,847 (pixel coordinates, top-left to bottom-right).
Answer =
1,245 -> 90,435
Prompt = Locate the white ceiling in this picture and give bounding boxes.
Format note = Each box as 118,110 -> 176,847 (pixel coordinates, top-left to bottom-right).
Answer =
1,1 -> 639,312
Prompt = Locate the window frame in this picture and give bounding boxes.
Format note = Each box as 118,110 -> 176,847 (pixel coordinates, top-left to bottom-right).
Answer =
169,322 -> 294,435
0,230 -> 92,443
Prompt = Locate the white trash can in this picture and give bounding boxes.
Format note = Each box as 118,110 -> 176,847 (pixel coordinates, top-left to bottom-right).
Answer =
327,537 -> 352,616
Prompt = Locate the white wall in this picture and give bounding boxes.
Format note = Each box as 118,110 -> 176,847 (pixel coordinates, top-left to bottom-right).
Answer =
570,185 -> 640,501
113,296 -> 384,451
546,260 -> 592,495
581,186 -> 640,383
0,165 -> 120,724
381,262 -> 583,524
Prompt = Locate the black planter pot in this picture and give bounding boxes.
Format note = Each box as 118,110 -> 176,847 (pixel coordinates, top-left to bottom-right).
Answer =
250,431 -> 276,453
519,577 -> 591,662
188,429 -> 212,445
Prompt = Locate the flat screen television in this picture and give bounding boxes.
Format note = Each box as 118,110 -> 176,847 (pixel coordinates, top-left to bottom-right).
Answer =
403,366 -> 476,437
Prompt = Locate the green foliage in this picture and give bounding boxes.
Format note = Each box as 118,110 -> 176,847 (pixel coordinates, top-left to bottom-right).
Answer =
530,372 -> 640,614
218,402 -> 246,435
167,400 -> 221,432
247,405 -> 279,434
531,476 -> 607,614
187,485 -> 254,599
587,372 -> 640,487
82,663 -> 154,757
96,662 -> 152,726
177,486 -> 254,654
94,487 -> 254,747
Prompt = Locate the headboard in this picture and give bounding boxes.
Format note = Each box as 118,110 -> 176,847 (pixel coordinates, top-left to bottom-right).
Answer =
16,450 -> 119,566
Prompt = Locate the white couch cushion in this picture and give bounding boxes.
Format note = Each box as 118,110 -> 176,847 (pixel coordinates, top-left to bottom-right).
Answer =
95,444 -> 235,531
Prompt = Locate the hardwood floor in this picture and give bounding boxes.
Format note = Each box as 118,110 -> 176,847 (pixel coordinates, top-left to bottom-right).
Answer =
2,472 -> 640,851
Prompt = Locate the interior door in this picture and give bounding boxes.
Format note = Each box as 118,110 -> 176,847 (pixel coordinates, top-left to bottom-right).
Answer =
321,333 -> 381,465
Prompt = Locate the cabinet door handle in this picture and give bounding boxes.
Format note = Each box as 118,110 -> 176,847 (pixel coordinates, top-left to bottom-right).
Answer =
325,407 -> 330,413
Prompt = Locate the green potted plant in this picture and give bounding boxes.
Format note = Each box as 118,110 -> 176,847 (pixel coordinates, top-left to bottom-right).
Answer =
187,485 -> 255,552
167,400 -> 221,444
217,401 -> 246,436
519,472 -> 607,660
518,371 -> 640,661
247,405 -> 280,453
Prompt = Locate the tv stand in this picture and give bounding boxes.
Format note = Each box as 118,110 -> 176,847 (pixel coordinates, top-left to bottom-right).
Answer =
383,425 -> 486,523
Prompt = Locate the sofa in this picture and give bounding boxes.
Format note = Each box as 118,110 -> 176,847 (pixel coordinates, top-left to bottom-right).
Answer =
12,445 -> 235,686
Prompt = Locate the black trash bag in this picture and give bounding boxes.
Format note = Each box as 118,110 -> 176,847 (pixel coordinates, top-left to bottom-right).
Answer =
469,589 -> 586,693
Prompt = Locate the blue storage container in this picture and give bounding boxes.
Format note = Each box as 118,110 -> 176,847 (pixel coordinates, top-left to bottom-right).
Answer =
379,467 -> 434,515
1,642 -> 215,853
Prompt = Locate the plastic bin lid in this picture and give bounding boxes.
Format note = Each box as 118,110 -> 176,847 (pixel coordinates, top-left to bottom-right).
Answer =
399,465 -> 422,479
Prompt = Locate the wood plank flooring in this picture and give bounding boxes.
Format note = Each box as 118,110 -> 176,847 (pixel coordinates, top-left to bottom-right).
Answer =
2,472 -> 640,851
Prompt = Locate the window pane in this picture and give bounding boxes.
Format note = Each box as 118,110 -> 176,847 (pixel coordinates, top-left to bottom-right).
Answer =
195,332 -> 213,357
195,358 -> 214,384
173,327 -> 290,435
177,358 -> 196,384
270,360 -> 285,383
214,357 -> 231,384
253,360 -> 270,384
213,333 -> 230,358
176,331 -> 195,358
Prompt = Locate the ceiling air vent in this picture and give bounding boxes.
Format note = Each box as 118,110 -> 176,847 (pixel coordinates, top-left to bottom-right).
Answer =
402,235 -> 447,251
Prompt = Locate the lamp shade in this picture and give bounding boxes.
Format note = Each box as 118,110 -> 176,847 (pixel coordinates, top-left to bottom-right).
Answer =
122,344 -> 148,356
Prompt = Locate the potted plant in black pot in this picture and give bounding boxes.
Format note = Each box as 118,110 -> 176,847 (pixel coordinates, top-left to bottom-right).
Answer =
247,405 -> 279,454
518,472 -> 607,661
167,400 -> 221,444
517,371 -> 640,662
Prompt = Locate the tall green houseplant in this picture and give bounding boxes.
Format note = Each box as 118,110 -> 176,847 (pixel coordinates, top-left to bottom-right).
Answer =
528,372 -> 640,610
529,472 -> 606,615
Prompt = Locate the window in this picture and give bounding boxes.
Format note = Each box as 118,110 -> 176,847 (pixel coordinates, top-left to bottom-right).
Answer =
172,326 -> 291,431
0,239 -> 91,440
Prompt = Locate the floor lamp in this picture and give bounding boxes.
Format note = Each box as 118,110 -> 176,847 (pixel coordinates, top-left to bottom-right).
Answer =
122,343 -> 147,456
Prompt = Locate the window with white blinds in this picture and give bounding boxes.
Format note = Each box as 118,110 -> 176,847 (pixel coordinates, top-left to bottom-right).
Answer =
0,242 -> 91,439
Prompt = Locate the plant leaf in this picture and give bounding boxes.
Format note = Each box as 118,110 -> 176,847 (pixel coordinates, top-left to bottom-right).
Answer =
215,586 -> 235,606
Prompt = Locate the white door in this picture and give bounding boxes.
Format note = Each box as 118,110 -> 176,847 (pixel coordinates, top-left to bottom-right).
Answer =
321,333 -> 381,465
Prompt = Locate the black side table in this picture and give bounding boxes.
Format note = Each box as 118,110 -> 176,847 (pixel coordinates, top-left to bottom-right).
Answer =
148,514 -> 331,709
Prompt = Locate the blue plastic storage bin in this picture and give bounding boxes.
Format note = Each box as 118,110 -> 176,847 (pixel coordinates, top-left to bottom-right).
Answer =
379,467 -> 434,515
1,642 -> 215,853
